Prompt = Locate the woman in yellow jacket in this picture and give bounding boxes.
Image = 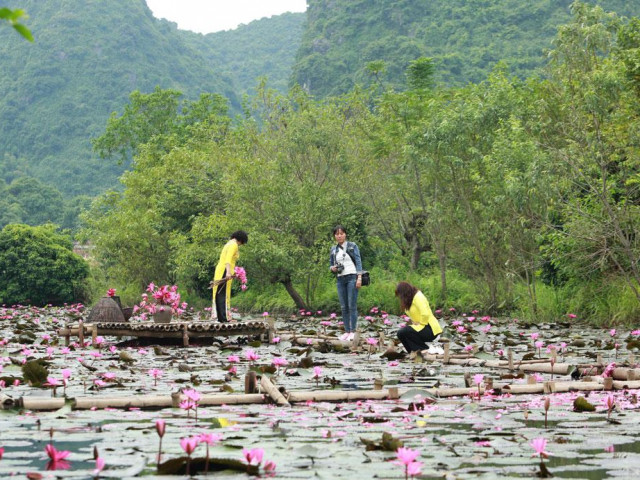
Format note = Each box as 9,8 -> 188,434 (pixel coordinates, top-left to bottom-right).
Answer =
395,281 -> 444,356
212,230 -> 248,322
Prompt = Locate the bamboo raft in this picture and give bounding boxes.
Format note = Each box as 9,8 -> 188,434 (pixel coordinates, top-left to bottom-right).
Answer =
57,319 -> 276,347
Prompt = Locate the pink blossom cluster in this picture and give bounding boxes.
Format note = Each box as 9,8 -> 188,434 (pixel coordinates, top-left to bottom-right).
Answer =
234,266 -> 248,290
134,283 -> 187,316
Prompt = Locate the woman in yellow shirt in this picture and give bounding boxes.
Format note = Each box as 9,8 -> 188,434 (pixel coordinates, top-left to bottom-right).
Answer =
395,281 -> 444,356
213,230 -> 248,322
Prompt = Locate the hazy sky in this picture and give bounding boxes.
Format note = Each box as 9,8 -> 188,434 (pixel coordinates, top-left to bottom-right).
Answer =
146,0 -> 307,34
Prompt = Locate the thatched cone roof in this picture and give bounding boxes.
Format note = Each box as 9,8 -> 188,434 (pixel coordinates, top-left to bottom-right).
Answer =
87,297 -> 125,323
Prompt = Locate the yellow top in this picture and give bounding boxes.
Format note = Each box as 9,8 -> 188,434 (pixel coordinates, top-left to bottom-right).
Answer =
214,239 -> 239,281
406,291 -> 442,335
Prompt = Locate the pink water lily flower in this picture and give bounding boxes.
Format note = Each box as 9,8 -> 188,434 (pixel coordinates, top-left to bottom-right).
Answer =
272,357 -> 288,367
93,457 -> 105,476
407,461 -> 422,477
264,459 -> 276,472
44,376 -> 61,387
243,447 -> 264,465
180,436 -> 199,455
245,349 -> 260,362
155,419 -> 166,437
183,388 -> 201,402
313,366 -> 323,378
45,444 -> 71,462
199,432 -> 223,445
396,447 -> 420,465
530,437 -> 549,459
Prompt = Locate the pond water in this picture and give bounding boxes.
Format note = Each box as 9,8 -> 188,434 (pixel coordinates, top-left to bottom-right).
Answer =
0,305 -> 639,478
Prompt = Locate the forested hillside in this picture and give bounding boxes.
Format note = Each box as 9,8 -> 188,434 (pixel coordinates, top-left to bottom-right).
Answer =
291,0 -> 640,97
182,12 -> 305,98
3,0 -> 639,205
0,0 -> 303,202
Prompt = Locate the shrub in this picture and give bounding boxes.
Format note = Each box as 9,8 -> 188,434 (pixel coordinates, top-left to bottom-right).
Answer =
0,224 -> 89,305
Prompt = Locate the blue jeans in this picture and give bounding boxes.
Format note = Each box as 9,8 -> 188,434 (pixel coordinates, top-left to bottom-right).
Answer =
337,274 -> 358,332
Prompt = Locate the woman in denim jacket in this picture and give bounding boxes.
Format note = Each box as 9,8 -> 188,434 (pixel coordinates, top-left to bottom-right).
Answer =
329,225 -> 363,341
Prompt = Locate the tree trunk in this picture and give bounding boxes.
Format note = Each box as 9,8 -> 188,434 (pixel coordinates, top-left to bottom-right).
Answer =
410,238 -> 421,270
281,279 -> 307,310
438,251 -> 447,303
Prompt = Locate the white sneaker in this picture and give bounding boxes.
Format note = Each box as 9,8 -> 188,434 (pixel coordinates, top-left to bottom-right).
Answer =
434,345 -> 445,355
348,332 -> 355,341
339,333 -> 349,341
427,344 -> 439,355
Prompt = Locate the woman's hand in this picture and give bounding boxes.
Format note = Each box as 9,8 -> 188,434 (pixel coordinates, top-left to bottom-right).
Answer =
331,265 -> 338,273
356,276 -> 362,289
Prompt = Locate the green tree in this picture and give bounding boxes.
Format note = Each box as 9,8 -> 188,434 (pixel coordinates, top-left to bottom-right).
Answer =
0,224 -> 88,305
223,85 -> 369,308
92,87 -> 230,164
538,2 -> 640,303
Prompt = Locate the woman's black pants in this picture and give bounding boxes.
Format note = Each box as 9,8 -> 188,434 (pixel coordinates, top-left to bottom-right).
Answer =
397,324 -> 437,353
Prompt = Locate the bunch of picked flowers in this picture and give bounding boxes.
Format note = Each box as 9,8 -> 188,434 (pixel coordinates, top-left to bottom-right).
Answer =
234,266 -> 248,291
134,283 -> 188,317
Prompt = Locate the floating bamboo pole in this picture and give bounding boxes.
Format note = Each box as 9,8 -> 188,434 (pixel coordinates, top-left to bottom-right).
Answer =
74,395 -> 173,410
20,397 -> 66,410
15,376 -> 640,411
260,375 -> 291,407
287,388 -> 400,403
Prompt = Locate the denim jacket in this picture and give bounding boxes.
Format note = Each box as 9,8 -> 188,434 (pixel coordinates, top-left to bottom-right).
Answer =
329,241 -> 363,273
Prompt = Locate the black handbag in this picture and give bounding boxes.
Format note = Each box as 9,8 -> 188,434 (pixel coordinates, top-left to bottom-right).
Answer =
360,271 -> 370,286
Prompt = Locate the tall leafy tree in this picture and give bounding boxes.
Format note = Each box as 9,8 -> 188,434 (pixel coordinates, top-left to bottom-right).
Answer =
538,2 -> 640,303
223,85 -> 368,308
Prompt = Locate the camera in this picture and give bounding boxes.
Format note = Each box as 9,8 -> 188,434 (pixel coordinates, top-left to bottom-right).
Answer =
335,262 -> 344,273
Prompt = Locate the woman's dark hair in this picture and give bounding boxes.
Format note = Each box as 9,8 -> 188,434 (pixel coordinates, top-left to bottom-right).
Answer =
231,230 -> 248,245
332,225 -> 347,236
395,281 -> 419,311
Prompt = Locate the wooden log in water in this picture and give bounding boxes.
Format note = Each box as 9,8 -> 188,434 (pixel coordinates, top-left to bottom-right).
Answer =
260,375 -> 290,407
20,397 -> 66,410
612,380 -> 640,390
434,380 -> 619,398
287,388 -> 400,403
284,335 -> 352,347
74,395 -> 173,410
518,363 -> 572,375
612,367 -> 640,381
197,393 -> 265,405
